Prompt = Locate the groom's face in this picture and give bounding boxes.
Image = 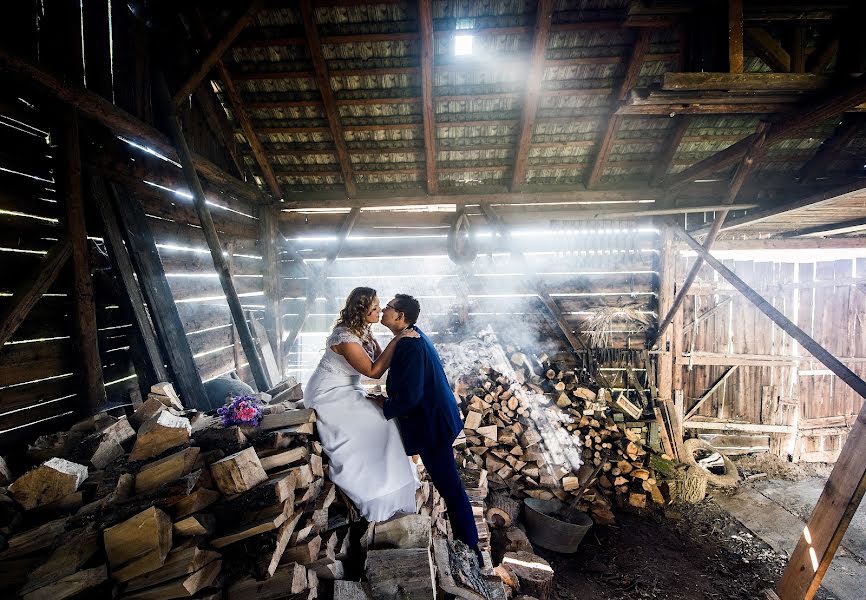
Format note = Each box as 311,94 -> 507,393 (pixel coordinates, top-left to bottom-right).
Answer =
380,297 -> 404,330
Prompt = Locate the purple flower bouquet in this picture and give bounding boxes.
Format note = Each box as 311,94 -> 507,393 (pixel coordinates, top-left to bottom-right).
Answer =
217,394 -> 263,427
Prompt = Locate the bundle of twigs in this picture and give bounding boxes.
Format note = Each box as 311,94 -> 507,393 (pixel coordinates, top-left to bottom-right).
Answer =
581,306 -> 653,348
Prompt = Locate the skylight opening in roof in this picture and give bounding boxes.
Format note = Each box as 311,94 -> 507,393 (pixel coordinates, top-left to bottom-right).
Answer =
454,18 -> 474,56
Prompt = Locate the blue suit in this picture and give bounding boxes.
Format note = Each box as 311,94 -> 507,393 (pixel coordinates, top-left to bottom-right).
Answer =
384,327 -> 478,548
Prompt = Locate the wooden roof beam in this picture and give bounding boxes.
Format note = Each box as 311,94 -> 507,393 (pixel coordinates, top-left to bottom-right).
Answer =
799,113 -> 866,184
300,0 -> 356,197
744,26 -> 791,72
663,74 -> 866,190
651,115 -> 690,185
586,28 -> 652,189
216,63 -> 284,199
510,0 -> 554,191
174,1 -> 263,104
418,0 -> 437,194
782,216 -> 866,238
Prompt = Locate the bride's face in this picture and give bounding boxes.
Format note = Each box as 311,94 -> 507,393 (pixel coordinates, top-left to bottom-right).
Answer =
366,296 -> 382,324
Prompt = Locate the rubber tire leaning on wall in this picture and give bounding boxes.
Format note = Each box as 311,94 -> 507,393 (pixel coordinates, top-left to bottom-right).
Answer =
682,438 -> 740,488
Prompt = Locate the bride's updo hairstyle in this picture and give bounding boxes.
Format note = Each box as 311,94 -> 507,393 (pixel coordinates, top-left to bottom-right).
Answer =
334,286 -> 377,338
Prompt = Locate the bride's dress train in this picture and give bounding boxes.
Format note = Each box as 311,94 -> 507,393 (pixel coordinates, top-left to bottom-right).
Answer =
303,326 -> 419,521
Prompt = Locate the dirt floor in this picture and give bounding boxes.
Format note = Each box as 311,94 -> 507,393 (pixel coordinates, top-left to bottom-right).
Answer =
536,500 -> 833,600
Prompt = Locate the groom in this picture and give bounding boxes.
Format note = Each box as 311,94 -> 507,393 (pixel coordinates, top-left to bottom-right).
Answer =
374,294 -> 480,555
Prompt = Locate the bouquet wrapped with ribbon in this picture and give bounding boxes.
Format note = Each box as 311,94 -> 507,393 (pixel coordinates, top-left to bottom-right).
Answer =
217,394 -> 263,427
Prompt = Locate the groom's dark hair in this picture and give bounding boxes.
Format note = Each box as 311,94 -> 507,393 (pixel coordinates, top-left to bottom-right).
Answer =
393,294 -> 420,325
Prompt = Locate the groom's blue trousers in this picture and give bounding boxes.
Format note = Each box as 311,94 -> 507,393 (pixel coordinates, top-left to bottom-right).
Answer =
420,443 -> 479,548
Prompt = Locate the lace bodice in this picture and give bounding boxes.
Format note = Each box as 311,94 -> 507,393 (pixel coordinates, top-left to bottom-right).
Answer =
315,326 -> 375,376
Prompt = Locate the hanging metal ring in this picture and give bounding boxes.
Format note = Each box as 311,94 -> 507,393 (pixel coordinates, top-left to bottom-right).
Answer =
447,210 -> 477,265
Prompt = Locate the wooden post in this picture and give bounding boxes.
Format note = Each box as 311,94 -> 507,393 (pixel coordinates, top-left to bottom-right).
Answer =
62,109 -> 106,413
90,175 -> 168,385
656,225 -> 675,403
154,72 -> 271,392
729,0 -> 744,73
670,223 -> 866,600
261,207 -> 283,374
106,182 -> 209,410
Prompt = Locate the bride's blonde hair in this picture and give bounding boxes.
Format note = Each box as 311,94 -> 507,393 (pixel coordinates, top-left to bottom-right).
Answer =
334,287 -> 377,339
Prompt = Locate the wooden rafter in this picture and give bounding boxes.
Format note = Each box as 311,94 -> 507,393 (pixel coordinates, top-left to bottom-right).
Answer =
651,115 -> 690,185
783,216 -> 866,238
689,180 -> 866,236
586,28 -> 653,189
155,72 -> 272,391
744,26 -> 791,72
656,121 -> 770,341
729,0 -> 744,73
0,237 -> 71,348
214,61 -> 284,199
808,37 -> 839,74
671,223 -> 866,600
799,113 -> 865,184
510,0 -> 554,191
299,0 -> 356,197
174,1 -> 262,104
194,86 -> 248,180
418,0 -> 437,194
663,74 -> 866,190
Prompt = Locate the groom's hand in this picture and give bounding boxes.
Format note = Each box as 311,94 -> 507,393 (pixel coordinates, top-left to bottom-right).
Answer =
366,394 -> 386,408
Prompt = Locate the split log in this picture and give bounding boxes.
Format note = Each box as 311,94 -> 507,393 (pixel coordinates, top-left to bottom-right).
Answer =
333,581 -> 373,599
135,447 -> 200,494
103,506 -> 172,581
125,545 -> 220,592
259,409 -> 316,431
281,535 -> 321,565
210,447 -> 268,496
129,412 -> 191,462
9,458 -> 88,510
150,382 -> 184,410
173,513 -> 216,537
485,492 -> 521,529
170,487 -> 221,519
226,561 -> 309,599
501,552 -> 554,600
372,514 -> 432,549
19,524 -> 99,595
259,512 -> 302,578
122,559 -> 221,599
130,397 -> 168,429
258,446 -> 309,471
0,456 -> 12,485
211,499 -> 292,548
366,547 -> 436,600
19,564 -> 107,600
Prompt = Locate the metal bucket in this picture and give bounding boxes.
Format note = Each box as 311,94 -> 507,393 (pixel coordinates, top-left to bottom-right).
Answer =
523,498 -> 593,554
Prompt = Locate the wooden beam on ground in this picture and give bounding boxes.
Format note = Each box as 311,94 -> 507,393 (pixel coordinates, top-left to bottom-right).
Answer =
261,207 -> 283,374
510,0 -> 554,191
90,175 -> 168,384
729,0 -> 744,73
586,28 -> 652,188
214,61 -> 284,199
154,73 -> 271,392
664,73 -> 866,190
651,116 -> 690,185
685,366 -> 738,420
173,1 -> 262,104
670,224 -> 866,600
689,180 -> 866,236
0,50 -> 266,205
418,0 -> 437,194
656,121 -> 771,341
300,0 -> 356,197
0,238 -> 71,348
798,113 -> 865,184
107,182 -> 209,409
62,109 -> 105,413
744,27 -> 791,72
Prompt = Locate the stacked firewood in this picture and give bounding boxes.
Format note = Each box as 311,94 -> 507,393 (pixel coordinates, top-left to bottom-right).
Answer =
0,379 -> 356,600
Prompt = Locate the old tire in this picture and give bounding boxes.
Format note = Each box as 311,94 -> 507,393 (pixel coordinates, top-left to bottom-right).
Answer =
683,438 -> 740,488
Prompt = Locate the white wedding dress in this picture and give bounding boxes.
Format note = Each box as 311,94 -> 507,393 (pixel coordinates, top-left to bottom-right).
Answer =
303,326 -> 419,521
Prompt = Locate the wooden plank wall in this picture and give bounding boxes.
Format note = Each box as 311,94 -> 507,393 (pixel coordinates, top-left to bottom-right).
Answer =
280,213 -> 659,393
679,255 -> 866,461
0,3 -> 257,450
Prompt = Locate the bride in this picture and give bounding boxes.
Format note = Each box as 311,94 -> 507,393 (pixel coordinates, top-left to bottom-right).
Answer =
303,286 -> 421,521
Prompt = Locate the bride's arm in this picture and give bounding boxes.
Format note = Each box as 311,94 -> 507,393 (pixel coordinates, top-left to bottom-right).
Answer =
333,329 -> 417,379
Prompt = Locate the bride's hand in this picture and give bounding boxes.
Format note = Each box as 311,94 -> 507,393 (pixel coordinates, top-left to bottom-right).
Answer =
398,328 -> 420,340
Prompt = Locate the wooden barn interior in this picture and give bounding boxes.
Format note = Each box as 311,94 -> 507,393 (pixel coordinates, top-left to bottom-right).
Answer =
2,1 -> 866,599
